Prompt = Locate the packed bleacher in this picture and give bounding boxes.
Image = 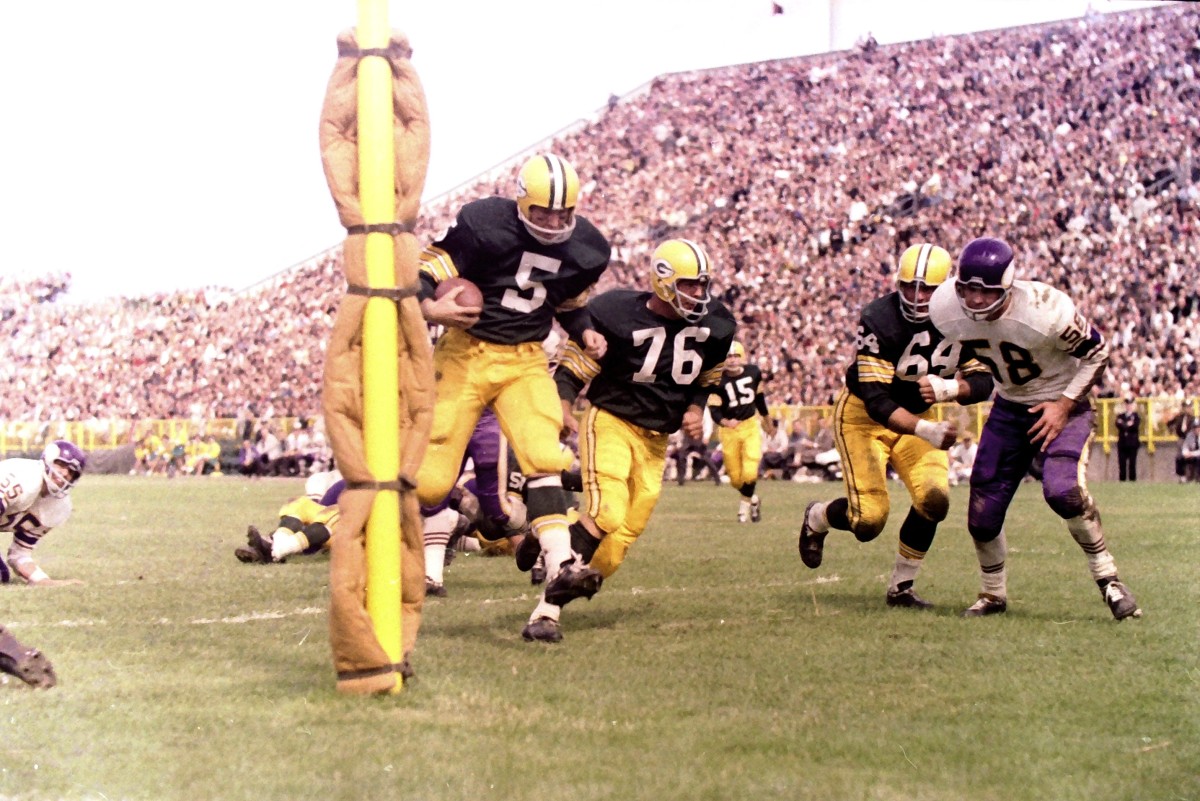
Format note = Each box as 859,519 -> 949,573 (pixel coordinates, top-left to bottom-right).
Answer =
0,4 -> 1196,434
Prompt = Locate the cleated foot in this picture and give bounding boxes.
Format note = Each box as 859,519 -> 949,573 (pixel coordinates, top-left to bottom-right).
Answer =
750,496 -> 761,523
234,546 -> 264,564
1102,579 -> 1142,621
514,533 -> 541,573
247,526 -> 280,564
797,501 -> 827,569
530,553 -> 546,586
544,563 -> 603,608
424,578 -> 447,598
521,616 -> 562,643
961,593 -> 1007,617
886,587 -> 934,609
0,630 -> 57,689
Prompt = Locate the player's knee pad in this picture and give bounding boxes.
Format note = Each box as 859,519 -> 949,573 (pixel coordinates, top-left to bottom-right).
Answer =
849,498 -> 888,542
1045,484 -> 1087,520
913,486 -> 950,523
301,523 -> 331,554
589,496 -> 629,538
523,441 -> 573,478
589,530 -> 634,578
967,521 -> 1003,543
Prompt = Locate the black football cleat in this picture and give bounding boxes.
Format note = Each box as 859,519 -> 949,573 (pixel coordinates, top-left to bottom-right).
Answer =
1101,580 -> 1142,621
514,533 -> 541,573
543,562 -> 603,608
521,616 -> 563,643
0,627 -> 57,689
885,587 -> 934,609
797,501 -> 827,569
961,594 -> 1007,617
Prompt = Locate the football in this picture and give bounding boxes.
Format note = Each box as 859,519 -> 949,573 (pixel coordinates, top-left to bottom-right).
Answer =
434,276 -> 483,309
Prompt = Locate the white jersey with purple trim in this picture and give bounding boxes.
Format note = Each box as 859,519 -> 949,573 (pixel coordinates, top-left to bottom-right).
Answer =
0,458 -> 72,561
929,279 -> 1108,405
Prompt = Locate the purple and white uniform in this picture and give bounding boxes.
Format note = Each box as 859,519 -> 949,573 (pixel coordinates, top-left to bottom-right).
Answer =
0,459 -> 73,584
929,279 -> 1108,537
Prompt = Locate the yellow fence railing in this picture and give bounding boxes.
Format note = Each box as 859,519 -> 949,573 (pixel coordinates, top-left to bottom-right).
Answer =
1,397 -> 1196,457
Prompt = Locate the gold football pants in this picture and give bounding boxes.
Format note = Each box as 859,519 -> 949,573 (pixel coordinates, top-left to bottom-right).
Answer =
717,416 -> 762,490
833,388 -> 948,540
577,406 -> 669,578
417,328 -> 567,506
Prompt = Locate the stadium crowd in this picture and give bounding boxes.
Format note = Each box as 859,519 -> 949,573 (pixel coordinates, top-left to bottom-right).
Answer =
0,5 -> 1196,427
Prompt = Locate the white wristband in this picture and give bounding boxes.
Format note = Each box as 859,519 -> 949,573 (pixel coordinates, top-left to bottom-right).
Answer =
927,375 -> 962,403
28,567 -> 49,583
914,419 -> 947,447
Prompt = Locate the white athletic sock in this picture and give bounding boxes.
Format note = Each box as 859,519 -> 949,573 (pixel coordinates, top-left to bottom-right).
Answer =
424,544 -> 446,584
974,529 -> 1008,599
537,524 -> 572,583
808,501 -> 831,534
1064,508 -> 1117,581
271,529 -> 303,561
422,507 -> 459,583
889,555 -> 922,592
528,595 -> 561,623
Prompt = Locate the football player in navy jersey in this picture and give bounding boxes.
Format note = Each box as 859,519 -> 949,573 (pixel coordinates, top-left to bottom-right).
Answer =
928,237 -> 1141,620
798,244 -> 994,609
710,340 -> 771,523
416,154 -> 609,634
518,238 -> 736,643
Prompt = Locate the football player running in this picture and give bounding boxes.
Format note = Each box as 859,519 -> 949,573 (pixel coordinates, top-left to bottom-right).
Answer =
798,244 -> 994,608
520,238 -> 736,643
0,440 -> 86,587
416,154 -> 610,635
928,237 -> 1141,620
710,340 -> 771,523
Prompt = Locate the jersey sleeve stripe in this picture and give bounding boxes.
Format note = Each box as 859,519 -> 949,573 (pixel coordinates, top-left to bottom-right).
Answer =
558,342 -> 600,382
959,358 -> 992,376
418,246 -> 458,282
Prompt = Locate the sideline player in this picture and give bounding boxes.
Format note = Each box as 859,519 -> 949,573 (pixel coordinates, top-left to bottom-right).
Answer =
520,238 -> 736,643
710,340 -> 771,523
928,236 -> 1140,620
416,154 -> 610,635
798,244 -> 993,608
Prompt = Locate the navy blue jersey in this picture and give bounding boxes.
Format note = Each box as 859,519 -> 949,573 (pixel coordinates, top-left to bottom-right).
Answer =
419,197 -> 610,345
556,289 -> 737,433
712,364 -> 769,423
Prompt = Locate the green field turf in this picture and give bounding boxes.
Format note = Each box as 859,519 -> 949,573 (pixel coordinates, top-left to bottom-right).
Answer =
2,476 -> 1196,801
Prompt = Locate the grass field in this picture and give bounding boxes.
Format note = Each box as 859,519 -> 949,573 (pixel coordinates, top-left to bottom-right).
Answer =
2,475 -> 1197,801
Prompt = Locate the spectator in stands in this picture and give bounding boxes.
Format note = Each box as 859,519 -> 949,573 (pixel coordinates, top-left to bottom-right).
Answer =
0,6 -> 1195,440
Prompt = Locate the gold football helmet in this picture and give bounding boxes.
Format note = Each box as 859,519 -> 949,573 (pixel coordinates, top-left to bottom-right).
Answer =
650,238 -> 712,323
895,243 -> 952,323
516,154 -> 579,245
